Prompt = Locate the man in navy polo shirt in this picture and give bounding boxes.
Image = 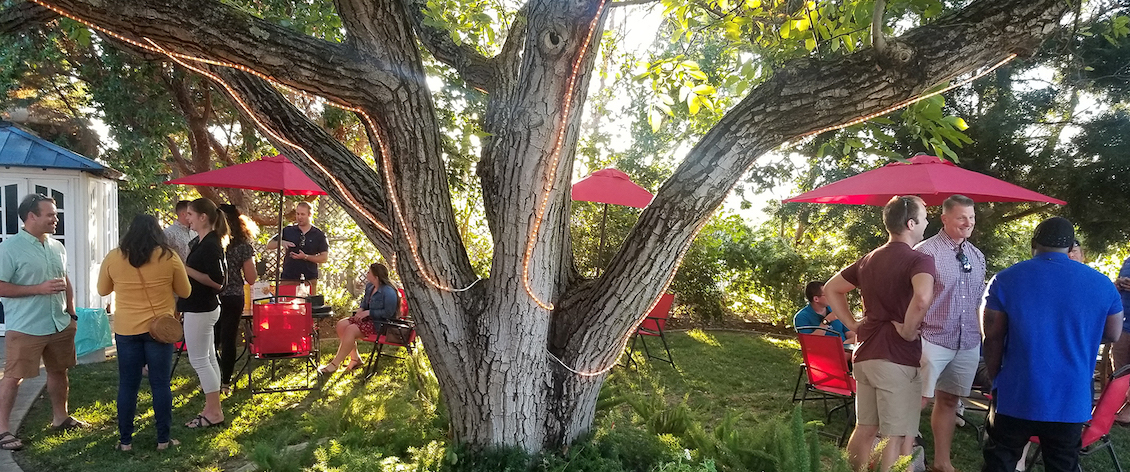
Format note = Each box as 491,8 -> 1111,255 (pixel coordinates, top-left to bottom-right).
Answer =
266,201 -> 329,294
981,217 -> 1123,472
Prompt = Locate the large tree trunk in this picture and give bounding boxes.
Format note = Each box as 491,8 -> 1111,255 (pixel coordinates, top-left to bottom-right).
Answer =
21,0 -> 1074,452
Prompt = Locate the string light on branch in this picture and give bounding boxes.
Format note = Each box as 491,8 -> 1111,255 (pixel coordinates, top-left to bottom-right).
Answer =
30,0 -> 486,292
143,39 -> 391,237
799,54 -> 1017,139
522,0 -> 612,311
547,216 -> 711,377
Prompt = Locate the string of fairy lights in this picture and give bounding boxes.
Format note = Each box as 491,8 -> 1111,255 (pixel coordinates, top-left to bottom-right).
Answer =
28,0 -> 481,293
521,0 -> 612,311
32,0 -> 1018,377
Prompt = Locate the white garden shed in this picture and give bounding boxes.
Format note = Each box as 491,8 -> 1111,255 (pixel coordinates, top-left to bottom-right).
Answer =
0,121 -> 121,334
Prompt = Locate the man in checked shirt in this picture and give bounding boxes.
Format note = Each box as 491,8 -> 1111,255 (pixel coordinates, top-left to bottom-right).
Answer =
913,194 -> 986,472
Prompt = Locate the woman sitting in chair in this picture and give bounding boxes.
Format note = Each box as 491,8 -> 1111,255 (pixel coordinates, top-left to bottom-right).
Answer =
318,263 -> 400,374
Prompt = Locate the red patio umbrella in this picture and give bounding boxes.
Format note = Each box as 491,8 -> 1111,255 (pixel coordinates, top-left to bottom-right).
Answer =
165,154 -> 326,196
166,154 -> 328,286
571,168 -> 654,274
784,154 -> 1066,206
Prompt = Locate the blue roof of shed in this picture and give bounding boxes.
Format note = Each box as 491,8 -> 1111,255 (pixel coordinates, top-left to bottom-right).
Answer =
0,121 -> 115,175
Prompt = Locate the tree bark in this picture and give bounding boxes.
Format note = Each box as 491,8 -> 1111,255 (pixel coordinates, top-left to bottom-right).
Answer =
21,0 -> 1075,453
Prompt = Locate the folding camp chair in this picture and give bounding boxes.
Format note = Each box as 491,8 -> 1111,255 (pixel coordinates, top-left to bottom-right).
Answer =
246,298 -> 319,394
1023,365 -> 1130,472
624,293 -> 677,368
360,288 -> 416,379
792,327 -> 856,445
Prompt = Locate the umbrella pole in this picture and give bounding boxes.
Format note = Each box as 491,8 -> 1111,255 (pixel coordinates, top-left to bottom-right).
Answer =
597,203 -> 608,276
274,191 -> 284,293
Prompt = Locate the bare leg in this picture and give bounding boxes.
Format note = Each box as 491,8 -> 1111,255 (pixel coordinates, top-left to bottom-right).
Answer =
880,436 -> 907,472
320,321 -> 363,372
930,390 -> 961,472
329,323 -> 362,366
46,370 -> 70,426
201,391 -> 223,424
0,377 -> 22,434
847,423 -> 880,472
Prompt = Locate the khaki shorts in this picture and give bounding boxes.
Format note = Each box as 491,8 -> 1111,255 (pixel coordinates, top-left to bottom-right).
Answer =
920,338 -> 979,398
4,321 -> 77,379
854,359 -> 921,437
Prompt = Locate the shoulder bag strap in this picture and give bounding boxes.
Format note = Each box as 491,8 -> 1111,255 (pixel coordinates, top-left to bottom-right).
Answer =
134,266 -> 160,318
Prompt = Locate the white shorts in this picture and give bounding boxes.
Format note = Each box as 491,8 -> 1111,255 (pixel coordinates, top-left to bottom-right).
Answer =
920,338 -> 979,398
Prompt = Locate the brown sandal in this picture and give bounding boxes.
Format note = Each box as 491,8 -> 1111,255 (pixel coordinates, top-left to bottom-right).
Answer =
342,358 -> 364,372
0,432 -> 23,451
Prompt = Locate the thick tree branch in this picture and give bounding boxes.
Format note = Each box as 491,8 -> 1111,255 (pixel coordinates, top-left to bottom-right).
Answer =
0,1 -> 57,36
556,0 -> 1074,370
399,0 -> 498,91
209,67 -> 398,256
36,0 -> 401,106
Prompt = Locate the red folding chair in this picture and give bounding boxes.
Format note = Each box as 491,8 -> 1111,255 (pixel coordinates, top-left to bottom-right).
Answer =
1023,365 -> 1130,471
792,327 -> 856,445
246,299 -> 319,394
624,293 -> 677,368
360,288 -> 417,379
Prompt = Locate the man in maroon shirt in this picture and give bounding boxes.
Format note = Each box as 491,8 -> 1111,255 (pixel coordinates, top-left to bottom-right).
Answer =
826,195 -> 937,472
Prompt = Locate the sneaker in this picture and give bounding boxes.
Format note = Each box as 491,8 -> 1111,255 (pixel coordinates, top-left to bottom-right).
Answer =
911,445 -> 926,472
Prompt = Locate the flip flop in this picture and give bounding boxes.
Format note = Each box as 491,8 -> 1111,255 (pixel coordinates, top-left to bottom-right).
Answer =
0,432 -> 22,451
51,416 -> 89,432
185,415 -> 225,429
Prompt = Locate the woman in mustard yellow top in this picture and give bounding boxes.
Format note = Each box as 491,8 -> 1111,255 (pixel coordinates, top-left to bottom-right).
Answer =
97,214 -> 190,451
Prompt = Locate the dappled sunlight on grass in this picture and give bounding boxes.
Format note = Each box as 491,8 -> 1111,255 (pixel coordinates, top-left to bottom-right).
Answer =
20,331 -> 1130,471
15,339 -> 446,472
685,328 -> 720,347
761,335 -> 799,350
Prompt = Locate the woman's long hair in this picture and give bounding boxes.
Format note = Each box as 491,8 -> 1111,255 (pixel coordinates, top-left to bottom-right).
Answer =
120,214 -> 174,268
190,197 -> 230,247
218,203 -> 257,245
369,263 -> 393,287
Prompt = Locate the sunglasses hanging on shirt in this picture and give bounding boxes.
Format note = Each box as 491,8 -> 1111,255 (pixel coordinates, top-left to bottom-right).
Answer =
955,245 -> 972,273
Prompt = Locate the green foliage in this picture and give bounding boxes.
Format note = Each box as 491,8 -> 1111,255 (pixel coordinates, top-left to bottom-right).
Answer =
225,0 -> 345,42
420,0 -> 516,54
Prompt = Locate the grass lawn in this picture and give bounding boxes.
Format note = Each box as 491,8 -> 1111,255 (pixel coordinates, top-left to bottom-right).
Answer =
12,330 -> 1130,471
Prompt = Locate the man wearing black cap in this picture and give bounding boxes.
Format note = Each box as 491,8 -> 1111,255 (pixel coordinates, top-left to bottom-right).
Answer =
980,217 -> 1124,472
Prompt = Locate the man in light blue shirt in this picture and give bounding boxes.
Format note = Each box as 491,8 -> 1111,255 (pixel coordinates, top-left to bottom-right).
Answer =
0,194 -> 86,450
794,281 -> 855,348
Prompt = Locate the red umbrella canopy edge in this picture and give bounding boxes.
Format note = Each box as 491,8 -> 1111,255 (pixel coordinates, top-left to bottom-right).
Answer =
571,168 -> 654,208
164,154 -> 327,196
784,155 -> 1065,206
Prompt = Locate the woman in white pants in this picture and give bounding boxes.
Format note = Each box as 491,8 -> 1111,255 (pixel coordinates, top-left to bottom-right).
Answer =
178,198 -> 229,428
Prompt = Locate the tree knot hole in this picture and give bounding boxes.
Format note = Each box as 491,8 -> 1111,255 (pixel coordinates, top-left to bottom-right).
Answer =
541,28 -> 567,55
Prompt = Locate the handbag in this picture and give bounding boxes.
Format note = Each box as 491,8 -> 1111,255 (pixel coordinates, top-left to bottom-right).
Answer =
136,267 -> 183,344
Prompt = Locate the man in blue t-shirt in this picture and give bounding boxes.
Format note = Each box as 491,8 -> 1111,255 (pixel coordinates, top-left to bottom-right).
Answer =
981,217 -> 1123,472
793,281 -> 855,348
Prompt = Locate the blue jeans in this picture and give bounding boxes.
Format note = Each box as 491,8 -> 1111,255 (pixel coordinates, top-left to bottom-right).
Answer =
116,333 -> 174,445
